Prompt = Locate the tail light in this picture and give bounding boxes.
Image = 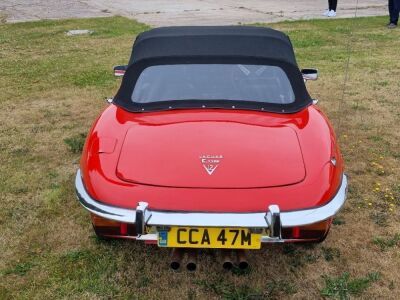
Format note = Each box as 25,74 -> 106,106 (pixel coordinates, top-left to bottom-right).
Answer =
281,218 -> 332,241
91,214 -> 136,237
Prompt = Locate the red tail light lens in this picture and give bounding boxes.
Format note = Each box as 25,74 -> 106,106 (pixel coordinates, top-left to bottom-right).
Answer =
91,214 -> 136,237
281,218 -> 332,241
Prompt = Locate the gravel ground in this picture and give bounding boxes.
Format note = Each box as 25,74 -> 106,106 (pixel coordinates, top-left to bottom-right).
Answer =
1,0 -> 388,26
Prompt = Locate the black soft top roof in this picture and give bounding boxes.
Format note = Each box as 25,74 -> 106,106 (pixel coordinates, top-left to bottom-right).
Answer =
128,26 -> 298,67
114,26 -> 312,114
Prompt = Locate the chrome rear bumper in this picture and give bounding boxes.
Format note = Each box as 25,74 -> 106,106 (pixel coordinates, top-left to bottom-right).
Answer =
75,170 -> 348,237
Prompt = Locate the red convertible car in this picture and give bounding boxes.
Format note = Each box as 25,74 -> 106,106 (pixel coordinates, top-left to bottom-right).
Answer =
76,26 -> 347,270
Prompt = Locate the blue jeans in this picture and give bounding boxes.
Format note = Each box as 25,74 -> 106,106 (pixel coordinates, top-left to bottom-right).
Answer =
389,0 -> 400,24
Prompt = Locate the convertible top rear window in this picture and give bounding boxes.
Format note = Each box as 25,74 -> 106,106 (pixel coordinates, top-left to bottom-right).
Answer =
113,26 -> 313,113
131,64 -> 295,105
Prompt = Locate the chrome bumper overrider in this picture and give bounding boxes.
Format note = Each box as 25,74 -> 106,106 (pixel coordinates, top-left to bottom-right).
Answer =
75,170 -> 348,238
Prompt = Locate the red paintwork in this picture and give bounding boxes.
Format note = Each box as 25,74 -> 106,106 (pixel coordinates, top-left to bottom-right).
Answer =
80,104 -> 343,213
116,122 -> 305,188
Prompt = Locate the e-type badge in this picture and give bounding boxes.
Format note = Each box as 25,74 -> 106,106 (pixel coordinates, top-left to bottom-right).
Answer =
200,155 -> 223,175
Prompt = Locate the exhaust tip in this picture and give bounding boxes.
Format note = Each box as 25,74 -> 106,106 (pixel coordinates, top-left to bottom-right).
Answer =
186,262 -> 197,271
236,250 -> 249,270
238,261 -> 249,270
222,261 -> 233,270
170,248 -> 183,270
170,261 -> 181,270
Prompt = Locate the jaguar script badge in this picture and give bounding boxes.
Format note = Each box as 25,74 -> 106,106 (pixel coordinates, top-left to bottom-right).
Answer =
200,155 -> 223,175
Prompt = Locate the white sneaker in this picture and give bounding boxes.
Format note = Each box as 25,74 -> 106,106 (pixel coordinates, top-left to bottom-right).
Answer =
327,10 -> 336,17
323,9 -> 330,16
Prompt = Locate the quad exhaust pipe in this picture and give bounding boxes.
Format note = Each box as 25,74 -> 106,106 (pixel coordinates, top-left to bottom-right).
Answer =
221,250 -> 234,270
169,248 -> 197,271
186,250 -> 197,271
170,248 -> 183,270
222,250 -> 249,270
236,250 -> 249,270
170,249 -> 249,271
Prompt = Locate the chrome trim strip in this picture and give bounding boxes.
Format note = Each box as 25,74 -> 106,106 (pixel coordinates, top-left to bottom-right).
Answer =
135,234 -> 313,243
136,233 -> 158,241
279,175 -> 348,227
148,211 -> 270,227
75,170 -> 347,228
75,170 -> 136,223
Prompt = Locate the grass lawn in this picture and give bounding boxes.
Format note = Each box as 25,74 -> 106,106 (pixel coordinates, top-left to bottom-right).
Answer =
0,16 -> 399,299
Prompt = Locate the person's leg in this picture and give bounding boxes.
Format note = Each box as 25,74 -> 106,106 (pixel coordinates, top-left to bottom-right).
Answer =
394,0 -> 400,24
388,0 -> 398,26
324,0 -> 332,15
332,0 -> 338,12
328,0 -> 332,10
327,0 -> 337,16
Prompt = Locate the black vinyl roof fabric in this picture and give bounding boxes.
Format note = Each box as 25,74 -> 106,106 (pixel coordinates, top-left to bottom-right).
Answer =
128,26 -> 298,67
113,26 -> 312,113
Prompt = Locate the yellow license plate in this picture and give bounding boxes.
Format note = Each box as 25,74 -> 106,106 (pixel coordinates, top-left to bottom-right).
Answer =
158,227 -> 261,249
